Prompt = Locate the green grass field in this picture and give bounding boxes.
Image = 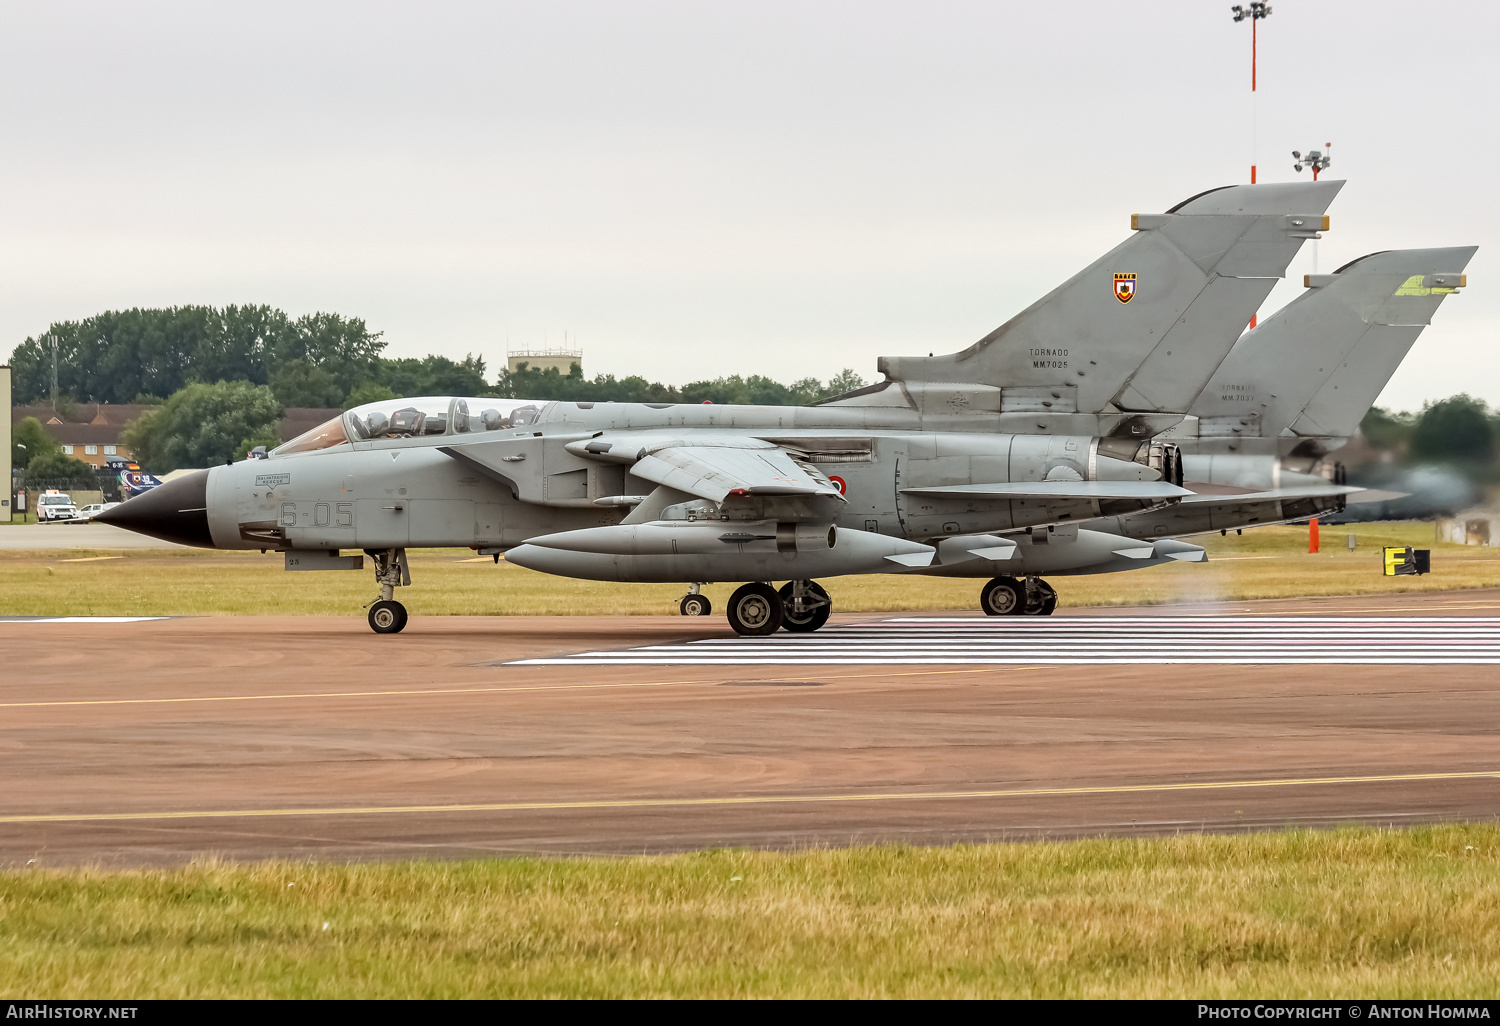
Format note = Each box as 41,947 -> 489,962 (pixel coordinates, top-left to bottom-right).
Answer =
6,522 -> 1498,998
0,520 -> 1492,617
6,826 -> 1500,998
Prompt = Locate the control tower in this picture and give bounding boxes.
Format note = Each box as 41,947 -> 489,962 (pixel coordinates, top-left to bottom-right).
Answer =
506,347 -> 582,376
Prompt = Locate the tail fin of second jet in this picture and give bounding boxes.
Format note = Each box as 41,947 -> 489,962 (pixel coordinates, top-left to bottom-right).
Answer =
1188,247 -> 1475,442
1289,247 -> 1476,439
861,181 -> 1342,419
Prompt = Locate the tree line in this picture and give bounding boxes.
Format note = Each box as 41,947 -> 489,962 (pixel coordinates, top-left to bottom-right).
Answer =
10,304 -> 867,411
1358,394 -> 1500,476
12,304 -> 1500,480
8,305 -> 493,409
9,304 -> 870,473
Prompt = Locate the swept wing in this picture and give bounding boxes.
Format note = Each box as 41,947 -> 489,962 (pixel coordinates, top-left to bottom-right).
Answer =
566,434 -> 844,504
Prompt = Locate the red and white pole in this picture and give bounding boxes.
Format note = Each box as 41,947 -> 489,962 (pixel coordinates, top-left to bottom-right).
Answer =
1248,21 -> 1258,328
1251,15 -> 1258,185
1233,5 -> 1272,327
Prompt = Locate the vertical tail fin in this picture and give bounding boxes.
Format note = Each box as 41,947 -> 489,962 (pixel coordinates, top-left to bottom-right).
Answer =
1189,247 -> 1476,441
874,181 -> 1343,417
1288,247 -> 1475,439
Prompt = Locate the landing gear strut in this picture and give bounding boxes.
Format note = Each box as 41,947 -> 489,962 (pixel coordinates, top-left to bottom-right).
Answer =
679,583 -> 712,617
778,580 -> 831,633
365,547 -> 410,634
1022,576 -> 1058,616
726,582 -> 782,636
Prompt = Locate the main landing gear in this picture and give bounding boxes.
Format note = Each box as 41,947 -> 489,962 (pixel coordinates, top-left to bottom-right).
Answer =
726,582 -> 781,636
365,547 -> 411,634
981,575 -> 1058,617
778,580 -> 831,633
721,580 -> 834,636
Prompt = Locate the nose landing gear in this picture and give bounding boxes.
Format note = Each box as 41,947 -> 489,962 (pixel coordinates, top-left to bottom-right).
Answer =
364,548 -> 410,634
679,583 -> 712,617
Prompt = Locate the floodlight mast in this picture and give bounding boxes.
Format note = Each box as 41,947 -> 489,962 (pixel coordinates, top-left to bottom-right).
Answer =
1230,3 -> 1272,185
1292,144 -> 1333,273
1289,139 -> 1333,554
1293,143 -> 1333,181
1230,2 -> 1272,328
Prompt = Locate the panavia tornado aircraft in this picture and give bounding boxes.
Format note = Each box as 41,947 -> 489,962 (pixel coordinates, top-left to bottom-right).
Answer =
922,245 -> 1475,610
101,180 -> 1356,635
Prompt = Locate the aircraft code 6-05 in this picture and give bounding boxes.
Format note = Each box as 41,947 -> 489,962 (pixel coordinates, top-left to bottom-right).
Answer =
281,501 -> 354,528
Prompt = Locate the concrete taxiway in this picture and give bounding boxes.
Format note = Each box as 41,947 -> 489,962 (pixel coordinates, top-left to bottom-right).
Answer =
4,590 -> 1500,866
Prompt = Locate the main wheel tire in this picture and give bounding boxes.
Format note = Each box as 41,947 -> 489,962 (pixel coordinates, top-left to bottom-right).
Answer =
680,594 -> 713,617
980,577 -> 1024,616
368,599 -> 408,634
726,583 -> 783,636
778,581 -> 831,633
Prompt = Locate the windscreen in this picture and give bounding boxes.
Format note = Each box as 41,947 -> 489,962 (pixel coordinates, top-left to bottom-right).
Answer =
272,416 -> 350,456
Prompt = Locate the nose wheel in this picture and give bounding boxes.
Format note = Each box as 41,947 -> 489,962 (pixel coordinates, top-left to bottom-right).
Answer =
679,583 -> 712,617
364,548 -> 411,634
368,599 -> 408,634
680,593 -> 713,616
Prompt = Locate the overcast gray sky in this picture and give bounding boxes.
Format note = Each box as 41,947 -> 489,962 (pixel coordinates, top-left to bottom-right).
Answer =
1,1 -> 1494,410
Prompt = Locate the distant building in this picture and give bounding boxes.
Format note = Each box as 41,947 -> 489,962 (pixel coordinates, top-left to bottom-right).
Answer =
507,348 -> 582,376
10,403 -> 346,469
1436,513 -> 1500,547
12,403 -> 151,468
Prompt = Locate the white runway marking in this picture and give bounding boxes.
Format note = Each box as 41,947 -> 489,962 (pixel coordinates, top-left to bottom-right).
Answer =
512,616 -> 1500,666
0,616 -> 170,623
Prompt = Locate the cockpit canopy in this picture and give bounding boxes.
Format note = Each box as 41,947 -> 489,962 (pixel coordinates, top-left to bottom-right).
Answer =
271,397 -> 549,456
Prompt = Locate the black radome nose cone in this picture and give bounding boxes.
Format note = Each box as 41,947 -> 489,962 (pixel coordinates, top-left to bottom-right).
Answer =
95,469 -> 216,548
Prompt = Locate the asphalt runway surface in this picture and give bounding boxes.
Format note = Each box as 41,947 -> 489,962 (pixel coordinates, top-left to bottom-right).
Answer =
0,523 -> 188,549
5,589 -> 1500,867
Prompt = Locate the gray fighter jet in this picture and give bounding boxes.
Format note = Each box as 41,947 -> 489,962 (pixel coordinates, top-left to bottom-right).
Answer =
98,181 -> 1340,634
919,246 -> 1474,614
